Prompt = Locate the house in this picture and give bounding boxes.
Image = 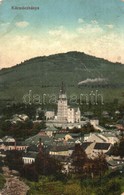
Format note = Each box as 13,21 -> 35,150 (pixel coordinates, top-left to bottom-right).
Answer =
84,133 -> 106,143
67,107 -> 81,123
101,133 -> 119,144
15,141 -> 28,151
11,114 -> 29,124
25,132 -> 53,146
0,139 -> 4,150
83,111 -> 94,118
45,126 -> 58,137
115,110 -> 120,115
82,142 -> 96,158
93,142 -> 111,155
107,157 -> 124,169
81,142 -> 112,158
90,119 -> 106,132
49,146 -> 70,156
2,136 -> 16,151
90,119 -> 99,126
45,111 -> 55,120
69,133 -> 81,139
116,119 -> 124,131
83,132 -> 119,144
102,111 -> 109,118
1,136 -> 28,151
22,153 -> 37,164
54,133 -> 73,141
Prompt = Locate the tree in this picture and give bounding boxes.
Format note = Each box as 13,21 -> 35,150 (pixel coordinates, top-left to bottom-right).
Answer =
21,164 -> 38,182
5,151 -> 24,172
71,144 -> 87,174
118,138 -> 124,158
105,180 -> 121,195
110,138 -> 124,158
35,151 -> 62,177
91,153 -> 108,177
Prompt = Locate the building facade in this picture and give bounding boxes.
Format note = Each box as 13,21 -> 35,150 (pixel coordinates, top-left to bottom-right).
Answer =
57,84 -> 81,123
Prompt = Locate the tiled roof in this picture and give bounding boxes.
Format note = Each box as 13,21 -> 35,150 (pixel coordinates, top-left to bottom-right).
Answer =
27,144 -> 39,152
22,152 -> 37,159
69,133 -> 81,137
50,145 -> 69,152
82,142 -> 93,150
25,134 -> 53,145
117,119 -> 124,125
94,143 -> 111,150
54,133 -> 67,139
45,126 -> 58,131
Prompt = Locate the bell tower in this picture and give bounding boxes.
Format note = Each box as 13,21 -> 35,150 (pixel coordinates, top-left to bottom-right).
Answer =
57,82 -> 68,123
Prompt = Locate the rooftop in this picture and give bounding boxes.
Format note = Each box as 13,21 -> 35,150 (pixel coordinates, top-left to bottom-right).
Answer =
94,143 -> 111,150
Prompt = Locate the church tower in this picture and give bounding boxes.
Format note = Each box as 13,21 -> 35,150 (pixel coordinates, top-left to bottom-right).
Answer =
57,82 -> 68,123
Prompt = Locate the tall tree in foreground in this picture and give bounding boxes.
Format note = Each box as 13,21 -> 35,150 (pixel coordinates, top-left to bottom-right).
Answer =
35,140 -> 62,177
91,153 -> 108,177
71,144 -> 87,174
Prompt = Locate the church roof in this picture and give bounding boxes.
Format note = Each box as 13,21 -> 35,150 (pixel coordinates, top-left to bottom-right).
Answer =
58,82 -> 67,99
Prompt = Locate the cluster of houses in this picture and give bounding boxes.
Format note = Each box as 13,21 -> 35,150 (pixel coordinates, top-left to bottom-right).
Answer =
0,123 -> 123,172
0,86 -> 124,172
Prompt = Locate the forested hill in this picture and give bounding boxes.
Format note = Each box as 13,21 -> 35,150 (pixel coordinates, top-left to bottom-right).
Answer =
0,51 -> 124,102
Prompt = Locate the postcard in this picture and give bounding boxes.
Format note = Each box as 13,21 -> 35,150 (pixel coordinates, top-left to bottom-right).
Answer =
0,0 -> 124,195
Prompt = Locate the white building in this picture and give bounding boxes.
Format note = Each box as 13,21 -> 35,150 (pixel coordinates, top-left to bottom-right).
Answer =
57,91 -> 68,123
45,111 -> 55,120
45,84 -> 81,125
90,119 -> 99,126
68,107 -> 80,123
22,156 -> 35,164
84,132 -> 119,145
57,84 -> 81,123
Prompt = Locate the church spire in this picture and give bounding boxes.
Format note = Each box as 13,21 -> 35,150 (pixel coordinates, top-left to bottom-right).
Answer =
60,81 -> 65,94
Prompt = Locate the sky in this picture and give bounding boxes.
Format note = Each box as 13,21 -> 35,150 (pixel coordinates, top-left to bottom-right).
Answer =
0,0 -> 124,68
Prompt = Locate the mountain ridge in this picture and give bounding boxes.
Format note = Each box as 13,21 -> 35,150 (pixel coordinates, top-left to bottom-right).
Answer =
0,51 -> 124,102
0,51 -> 123,72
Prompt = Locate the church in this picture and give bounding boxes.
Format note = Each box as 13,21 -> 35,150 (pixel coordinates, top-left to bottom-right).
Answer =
46,83 -> 81,124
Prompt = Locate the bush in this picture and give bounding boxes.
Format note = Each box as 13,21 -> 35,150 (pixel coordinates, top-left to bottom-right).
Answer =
105,180 -> 121,195
64,183 -> 82,195
0,174 -> 5,190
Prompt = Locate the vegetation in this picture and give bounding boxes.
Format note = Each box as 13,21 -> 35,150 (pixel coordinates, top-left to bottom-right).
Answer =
17,144 -> 123,195
110,137 -> 124,157
5,149 -> 64,183
0,103 -> 46,139
0,119 -> 45,139
0,99 -> 123,139
26,171 -> 124,195
0,51 -> 124,102
5,150 -> 24,172
71,144 -> 87,174
0,174 -> 5,190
